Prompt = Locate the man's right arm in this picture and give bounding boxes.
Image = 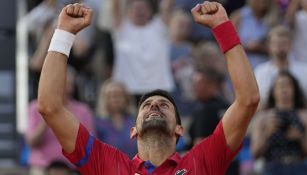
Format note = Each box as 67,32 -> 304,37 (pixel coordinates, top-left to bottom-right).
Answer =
37,4 -> 92,153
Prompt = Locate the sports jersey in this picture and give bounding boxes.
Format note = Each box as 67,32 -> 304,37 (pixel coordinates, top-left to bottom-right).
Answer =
63,121 -> 241,175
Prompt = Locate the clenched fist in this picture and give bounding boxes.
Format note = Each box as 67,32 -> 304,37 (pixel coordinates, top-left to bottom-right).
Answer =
57,3 -> 93,34
191,1 -> 229,29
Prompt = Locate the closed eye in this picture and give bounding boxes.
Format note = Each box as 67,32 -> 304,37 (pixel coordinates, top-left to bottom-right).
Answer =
160,102 -> 169,109
142,102 -> 151,109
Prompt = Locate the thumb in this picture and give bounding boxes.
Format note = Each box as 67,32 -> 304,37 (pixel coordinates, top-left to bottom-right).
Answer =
82,7 -> 93,26
191,4 -> 212,25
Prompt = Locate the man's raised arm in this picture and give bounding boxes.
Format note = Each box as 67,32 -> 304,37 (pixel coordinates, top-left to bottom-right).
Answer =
37,4 -> 92,153
191,2 -> 259,151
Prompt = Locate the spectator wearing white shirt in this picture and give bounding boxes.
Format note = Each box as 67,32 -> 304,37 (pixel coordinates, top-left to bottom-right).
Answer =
111,0 -> 175,102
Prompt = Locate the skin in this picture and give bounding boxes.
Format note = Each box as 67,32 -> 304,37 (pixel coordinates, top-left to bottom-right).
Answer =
38,1 -> 259,169
26,68 -> 76,148
130,96 -> 183,166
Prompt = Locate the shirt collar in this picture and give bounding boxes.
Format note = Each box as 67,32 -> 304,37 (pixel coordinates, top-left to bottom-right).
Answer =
132,152 -> 181,170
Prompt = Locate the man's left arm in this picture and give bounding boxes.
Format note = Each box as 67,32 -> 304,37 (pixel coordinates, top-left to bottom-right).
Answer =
191,1 -> 260,152
221,45 -> 260,151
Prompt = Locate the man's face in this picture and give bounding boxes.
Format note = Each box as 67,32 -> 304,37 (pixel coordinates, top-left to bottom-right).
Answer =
131,96 -> 182,139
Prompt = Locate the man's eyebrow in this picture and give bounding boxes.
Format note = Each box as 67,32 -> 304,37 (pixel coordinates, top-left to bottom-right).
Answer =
158,99 -> 172,104
141,99 -> 152,106
141,98 -> 171,107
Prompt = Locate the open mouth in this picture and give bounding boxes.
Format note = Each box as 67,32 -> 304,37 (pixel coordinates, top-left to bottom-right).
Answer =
146,112 -> 163,120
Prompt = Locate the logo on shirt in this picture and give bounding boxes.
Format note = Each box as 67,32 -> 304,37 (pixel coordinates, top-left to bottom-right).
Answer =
175,169 -> 187,175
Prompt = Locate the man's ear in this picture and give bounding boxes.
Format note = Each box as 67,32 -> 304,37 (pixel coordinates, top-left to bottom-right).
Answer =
130,126 -> 138,139
175,125 -> 184,137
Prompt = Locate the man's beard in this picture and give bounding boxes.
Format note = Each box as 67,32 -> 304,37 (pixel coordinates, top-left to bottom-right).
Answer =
138,117 -> 171,138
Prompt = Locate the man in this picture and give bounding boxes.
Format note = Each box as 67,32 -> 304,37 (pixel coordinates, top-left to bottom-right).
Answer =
38,1 -> 259,174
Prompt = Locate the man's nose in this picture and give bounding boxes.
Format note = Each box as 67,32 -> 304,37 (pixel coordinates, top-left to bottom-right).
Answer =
150,102 -> 159,111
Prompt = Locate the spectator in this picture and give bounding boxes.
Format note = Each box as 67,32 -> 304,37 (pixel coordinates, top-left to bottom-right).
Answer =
25,67 -> 95,175
95,80 -> 137,158
254,25 -> 307,108
251,71 -> 307,175
111,0 -> 175,102
231,0 -> 277,69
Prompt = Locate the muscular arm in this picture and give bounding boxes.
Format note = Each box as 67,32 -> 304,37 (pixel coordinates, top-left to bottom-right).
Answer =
222,45 -> 259,151
37,4 -> 92,153
191,2 -> 259,152
38,52 -> 80,153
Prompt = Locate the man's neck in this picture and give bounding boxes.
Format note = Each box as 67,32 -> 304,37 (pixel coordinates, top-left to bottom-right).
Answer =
137,134 -> 176,167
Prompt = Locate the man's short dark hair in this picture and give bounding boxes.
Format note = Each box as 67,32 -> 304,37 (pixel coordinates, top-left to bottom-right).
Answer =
138,89 -> 181,125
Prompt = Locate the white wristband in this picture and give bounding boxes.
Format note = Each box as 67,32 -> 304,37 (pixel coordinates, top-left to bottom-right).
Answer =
48,29 -> 76,57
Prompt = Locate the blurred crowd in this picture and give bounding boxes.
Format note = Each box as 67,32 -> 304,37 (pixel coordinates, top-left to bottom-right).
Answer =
20,0 -> 307,175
